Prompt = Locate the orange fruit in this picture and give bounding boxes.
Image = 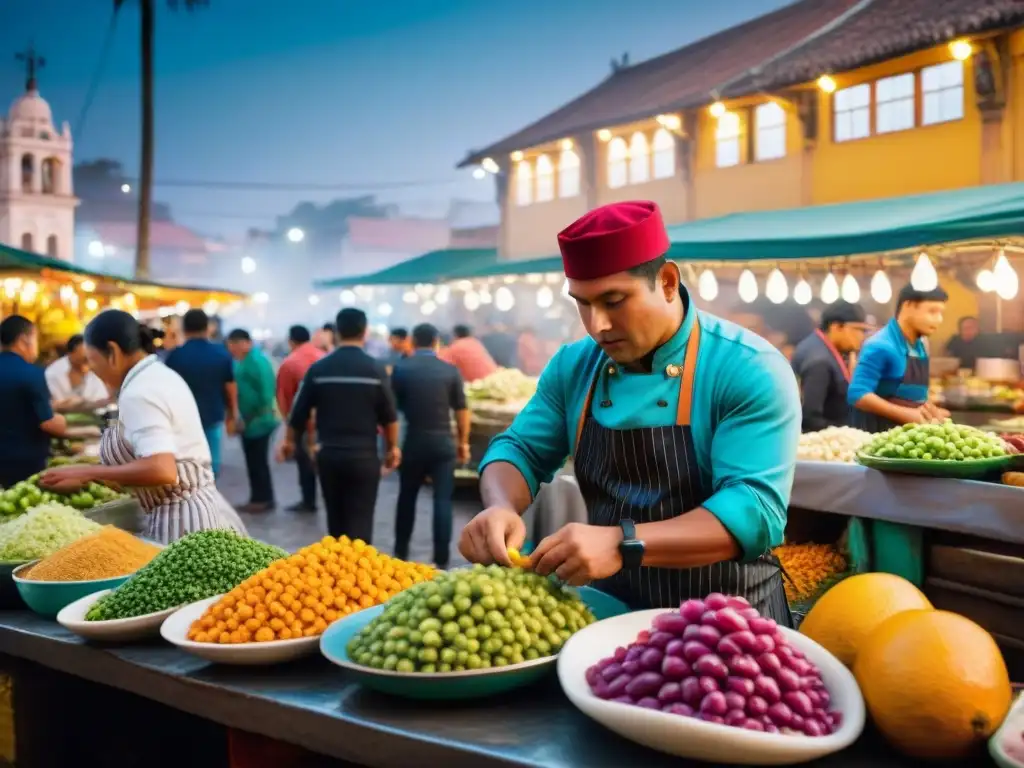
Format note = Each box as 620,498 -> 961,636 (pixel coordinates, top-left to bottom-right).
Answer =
854,610 -> 1011,759
799,572 -> 932,667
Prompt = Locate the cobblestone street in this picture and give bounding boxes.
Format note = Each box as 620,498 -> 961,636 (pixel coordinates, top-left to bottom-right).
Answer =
216,435 -> 476,566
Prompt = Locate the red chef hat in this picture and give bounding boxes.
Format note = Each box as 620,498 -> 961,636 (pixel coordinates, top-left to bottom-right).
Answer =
557,201 -> 671,281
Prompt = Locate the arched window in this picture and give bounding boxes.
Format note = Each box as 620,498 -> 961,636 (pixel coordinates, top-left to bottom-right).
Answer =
515,160 -> 533,207
754,102 -> 787,161
20,154 -> 34,192
652,128 -> 675,179
715,112 -> 742,168
629,132 -> 650,184
535,154 -> 554,202
558,149 -> 580,198
607,137 -> 628,189
41,158 -> 59,194
46,235 -> 58,258
21,233 -> 33,252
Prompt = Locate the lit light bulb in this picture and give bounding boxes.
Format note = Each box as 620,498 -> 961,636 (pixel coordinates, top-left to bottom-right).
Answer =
435,286 -> 450,304
737,270 -> 758,303
402,290 -> 418,304
820,273 -> 839,304
910,253 -> 938,291
464,291 -> 480,311
976,269 -> 996,293
421,300 -> 437,316
340,289 -> 356,304
765,269 -> 788,304
479,287 -> 493,305
993,250 -> 1019,300
536,285 -> 554,308
697,270 -> 719,301
240,256 -> 256,274
495,286 -> 515,312
870,270 -> 892,303
378,302 -> 393,317
308,295 -> 320,306
793,279 -> 812,305
840,274 -> 860,303
561,280 -> 570,300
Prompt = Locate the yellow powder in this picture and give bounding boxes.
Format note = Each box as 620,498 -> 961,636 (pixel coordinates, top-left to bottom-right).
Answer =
24,526 -> 160,582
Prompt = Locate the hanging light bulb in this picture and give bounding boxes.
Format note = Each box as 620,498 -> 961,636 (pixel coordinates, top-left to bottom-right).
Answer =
737,270 -> 758,303
820,273 -> 839,304
841,274 -> 860,303
421,300 -> 437,316
495,286 -> 515,312
910,252 -> 938,291
976,269 -> 996,293
765,269 -> 788,304
435,286 -> 450,304
479,287 -> 493,305
464,291 -> 480,311
697,270 -> 719,301
402,290 -> 418,304
793,278 -> 812,305
992,250 -> 1019,300
870,270 -> 892,303
536,285 -> 554,308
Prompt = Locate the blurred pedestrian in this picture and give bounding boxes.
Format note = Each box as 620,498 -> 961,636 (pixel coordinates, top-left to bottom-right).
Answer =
391,324 -> 470,568
441,324 -> 497,383
276,325 -> 324,512
226,329 -> 279,512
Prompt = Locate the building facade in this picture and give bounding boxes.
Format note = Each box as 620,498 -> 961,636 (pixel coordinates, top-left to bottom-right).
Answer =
460,0 -> 1024,261
0,75 -> 77,261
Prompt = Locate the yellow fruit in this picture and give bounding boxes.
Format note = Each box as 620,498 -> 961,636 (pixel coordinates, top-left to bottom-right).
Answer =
854,609 -> 1011,759
799,572 -> 932,667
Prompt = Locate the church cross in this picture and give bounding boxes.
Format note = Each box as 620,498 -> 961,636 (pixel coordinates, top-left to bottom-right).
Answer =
15,43 -> 45,92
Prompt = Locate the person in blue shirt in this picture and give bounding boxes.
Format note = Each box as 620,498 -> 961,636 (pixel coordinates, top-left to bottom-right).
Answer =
164,309 -> 238,476
457,201 -> 801,623
0,316 -> 97,487
848,284 -> 950,433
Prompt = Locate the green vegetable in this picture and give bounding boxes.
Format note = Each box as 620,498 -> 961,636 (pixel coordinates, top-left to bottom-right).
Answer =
86,530 -> 288,621
861,420 -> 1008,462
0,503 -> 102,561
346,564 -> 596,673
0,475 -> 127,520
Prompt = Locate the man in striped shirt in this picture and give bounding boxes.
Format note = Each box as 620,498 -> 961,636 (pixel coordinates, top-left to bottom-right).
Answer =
278,308 -> 399,542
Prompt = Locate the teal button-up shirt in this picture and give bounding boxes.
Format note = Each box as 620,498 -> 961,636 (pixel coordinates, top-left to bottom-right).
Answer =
480,305 -> 801,562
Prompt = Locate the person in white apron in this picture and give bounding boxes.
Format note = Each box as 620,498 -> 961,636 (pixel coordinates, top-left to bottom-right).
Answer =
39,310 -> 246,543
459,201 -> 801,624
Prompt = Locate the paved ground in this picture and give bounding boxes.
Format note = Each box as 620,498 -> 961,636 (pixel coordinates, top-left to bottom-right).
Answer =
216,436 -> 476,566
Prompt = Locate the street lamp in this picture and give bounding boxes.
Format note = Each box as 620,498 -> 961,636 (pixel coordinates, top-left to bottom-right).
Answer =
121,183 -> 131,194
240,256 -> 256,274
286,227 -> 305,244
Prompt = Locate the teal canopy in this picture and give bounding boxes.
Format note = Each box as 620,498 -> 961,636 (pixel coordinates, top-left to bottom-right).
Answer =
314,248 -> 498,288
665,183 -> 1024,261
455,254 -> 562,279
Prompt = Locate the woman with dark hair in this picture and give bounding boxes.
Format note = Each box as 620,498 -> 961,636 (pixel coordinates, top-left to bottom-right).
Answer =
39,310 -> 247,542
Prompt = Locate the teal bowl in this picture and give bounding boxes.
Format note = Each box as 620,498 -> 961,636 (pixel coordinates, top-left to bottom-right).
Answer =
320,585 -> 630,701
12,562 -> 133,618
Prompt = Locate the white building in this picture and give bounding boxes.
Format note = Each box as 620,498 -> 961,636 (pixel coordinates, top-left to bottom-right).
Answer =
0,72 -> 77,261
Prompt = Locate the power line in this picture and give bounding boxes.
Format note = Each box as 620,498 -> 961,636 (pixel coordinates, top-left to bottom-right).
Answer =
122,176 -> 473,192
74,7 -> 121,140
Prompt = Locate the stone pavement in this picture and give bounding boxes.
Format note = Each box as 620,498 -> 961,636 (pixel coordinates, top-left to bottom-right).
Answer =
216,436 -> 475,566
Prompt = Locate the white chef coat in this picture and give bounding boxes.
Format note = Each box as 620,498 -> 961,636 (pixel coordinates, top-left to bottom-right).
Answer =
45,356 -> 110,403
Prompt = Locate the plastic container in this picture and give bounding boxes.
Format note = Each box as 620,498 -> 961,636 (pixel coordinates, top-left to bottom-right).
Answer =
12,562 -> 132,618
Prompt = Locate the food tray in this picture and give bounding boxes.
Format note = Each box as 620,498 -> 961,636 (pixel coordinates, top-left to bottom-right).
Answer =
855,452 -> 1013,479
84,497 -> 145,534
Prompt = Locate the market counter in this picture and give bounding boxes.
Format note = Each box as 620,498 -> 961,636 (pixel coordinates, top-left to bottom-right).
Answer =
0,611 -> 984,768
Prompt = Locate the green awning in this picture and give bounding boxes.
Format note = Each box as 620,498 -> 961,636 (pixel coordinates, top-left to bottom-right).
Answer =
455,254 -> 563,279
315,248 -> 499,288
666,183 -> 1024,261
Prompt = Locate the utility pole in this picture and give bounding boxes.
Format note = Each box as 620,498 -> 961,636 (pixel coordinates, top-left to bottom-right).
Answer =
135,0 -> 155,278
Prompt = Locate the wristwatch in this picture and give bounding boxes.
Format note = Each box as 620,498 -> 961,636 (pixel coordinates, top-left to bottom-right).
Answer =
618,518 -> 645,569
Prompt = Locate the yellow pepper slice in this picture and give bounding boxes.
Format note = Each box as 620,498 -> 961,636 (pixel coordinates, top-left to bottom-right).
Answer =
507,547 -> 531,569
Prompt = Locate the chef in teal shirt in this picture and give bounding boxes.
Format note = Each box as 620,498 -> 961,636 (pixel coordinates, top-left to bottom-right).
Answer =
458,201 -> 801,623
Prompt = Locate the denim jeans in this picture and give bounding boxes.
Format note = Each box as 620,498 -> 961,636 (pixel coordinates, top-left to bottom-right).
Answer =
203,423 -> 224,477
394,449 -> 455,568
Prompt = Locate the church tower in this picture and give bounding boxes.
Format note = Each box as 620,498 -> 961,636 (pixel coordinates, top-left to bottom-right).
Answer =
0,45 -> 78,261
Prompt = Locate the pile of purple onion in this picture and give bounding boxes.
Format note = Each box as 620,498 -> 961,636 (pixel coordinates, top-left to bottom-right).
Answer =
585,593 -> 842,736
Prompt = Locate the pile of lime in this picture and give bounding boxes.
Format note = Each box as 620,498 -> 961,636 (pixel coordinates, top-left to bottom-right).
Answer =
0,475 -> 127,518
347,564 -> 596,673
860,420 -> 1008,462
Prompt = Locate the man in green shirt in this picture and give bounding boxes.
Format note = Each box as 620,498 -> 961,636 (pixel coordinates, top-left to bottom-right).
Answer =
227,329 -> 279,512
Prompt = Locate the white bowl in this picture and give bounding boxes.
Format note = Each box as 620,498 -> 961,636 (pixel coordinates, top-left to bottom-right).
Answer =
57,589 -> 182,642
557,609 -> 865,765
161,595 -> 320,665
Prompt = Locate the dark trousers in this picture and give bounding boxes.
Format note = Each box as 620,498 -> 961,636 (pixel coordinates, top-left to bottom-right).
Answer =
294,433 -> 317,507
394,445 -> 455,568
241,433 -> 275,504
317,450 -> 380,543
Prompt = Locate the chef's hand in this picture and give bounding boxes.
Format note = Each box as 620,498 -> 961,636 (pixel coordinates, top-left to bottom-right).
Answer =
456,442 -> 470,465
923,402 -> 950,421
275,438 -> 295,462
459,507 -> 525,566
530,523 -> 623,586
38,465 -> 94,492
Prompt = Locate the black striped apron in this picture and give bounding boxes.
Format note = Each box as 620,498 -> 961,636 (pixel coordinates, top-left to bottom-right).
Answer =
849,354 -> 930,434
101,356 -> 248,544
573,321 -> 793,626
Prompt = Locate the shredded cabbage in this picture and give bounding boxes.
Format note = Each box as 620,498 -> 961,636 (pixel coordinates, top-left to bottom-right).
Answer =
0,503 -> 102,561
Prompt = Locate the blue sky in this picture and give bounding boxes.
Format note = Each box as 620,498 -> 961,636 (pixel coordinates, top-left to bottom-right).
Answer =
1,0 -> 789,236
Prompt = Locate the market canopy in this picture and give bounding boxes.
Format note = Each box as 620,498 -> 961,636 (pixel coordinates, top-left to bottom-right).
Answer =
665,182 -> 1024,262
315,247 -> 499,289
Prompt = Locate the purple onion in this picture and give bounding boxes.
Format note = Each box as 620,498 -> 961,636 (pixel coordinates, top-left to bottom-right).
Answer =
680,677 -> 703,705
717,636 -> 743,657
763,722 -> 779,734
696,624 -> 722,647
756,652 -> 782,674
621,660 -> 640,675
600,662 -> 624,682
648,631 -> 674,649
700,713 -> 725,724
592,680 -> 613,699
829,710 -> 843,729
625,646 -> 643,663
753,634 -> 776,654
665,703 -> 694,717
746,695 -> 768,717
613,646 -> 628,661
693,654 -> 728,679
704,593 -> 728,611
725,709 -> 747,726
723,692 -> 745,711
682,641 -> 711,663
803,718 -> 825,737
730,630 -> 760,653
661,655 -> 690,681
612,695 -> 634,705
753,675 -> 781,703
636,696 -> 661,710
727,654 -> 760,679
742,718 -> 766,731
657,682 -> 682,704
665,638 -> 685,658
817,689 -> 831,708
586,666 -> 601,687
748,617 -> 777,636
776,668 -> 802,692
700,610 -> 719,627
606,674 -> 631,698
652,613 -> 689,636
700,690 -> 728,715
738,608 -> 760,622
791,658 -> 812,676
715,607 -> 750,634
698,676 -> 720,695
790,714 -> 805,730
783,691 -> 813,717
725,676 -> 755,696
725,596 -> 751,610
636,630 -> 651,644
625,672 -> 662,700
679,599 -> 706,623
639,648 -> 664,671
767,701 -> 794,726
682,623 -> 702,641
806,689 -> 822,709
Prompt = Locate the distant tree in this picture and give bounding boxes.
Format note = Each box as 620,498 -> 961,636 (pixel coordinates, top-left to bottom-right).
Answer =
114,0 -> 207,279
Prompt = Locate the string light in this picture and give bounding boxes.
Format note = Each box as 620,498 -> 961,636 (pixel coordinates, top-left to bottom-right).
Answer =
536,285 -> 554,308
737,270 -> 758,303
464,291 -> 480,311
910,253 -> 938,291
870,270 -> 892,303
793,278 -> 812,305
494,286 -> 515,312
840,274 -> 860,303
697,270 -> 718,301
765,269 -> 788,304
993,250 -> 1019,300
976,269 -> 996,293
820,274 -> 839,304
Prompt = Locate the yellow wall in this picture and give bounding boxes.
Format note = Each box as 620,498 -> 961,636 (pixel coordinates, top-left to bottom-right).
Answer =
502,190 -> 586,260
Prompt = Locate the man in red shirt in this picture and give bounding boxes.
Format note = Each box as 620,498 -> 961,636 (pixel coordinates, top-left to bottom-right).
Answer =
441,324 -> 498,383
276,325 -> 324,512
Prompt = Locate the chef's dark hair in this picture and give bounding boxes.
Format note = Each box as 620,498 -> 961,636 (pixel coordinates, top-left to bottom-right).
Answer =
288,325 -> 311,344
85,310 -> 164,356
896,284 -> 948,314
66,334 -> 85,353
453,324 -> 472,339
627,256 -> 668,288
820,301 -> 866,331
412,323 -> 439,348
0,315 -> 33,347
336,308 -> 367,340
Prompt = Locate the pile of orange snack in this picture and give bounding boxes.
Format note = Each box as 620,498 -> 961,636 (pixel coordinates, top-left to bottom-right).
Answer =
187,535 -> 436,644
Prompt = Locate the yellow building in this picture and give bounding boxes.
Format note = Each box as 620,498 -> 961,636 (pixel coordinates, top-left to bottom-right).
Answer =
460,0 -> 1024,262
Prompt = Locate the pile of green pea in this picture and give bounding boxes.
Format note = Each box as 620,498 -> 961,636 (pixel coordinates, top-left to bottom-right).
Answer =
861,420 -> 1008,462
346,564 -> 596,673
